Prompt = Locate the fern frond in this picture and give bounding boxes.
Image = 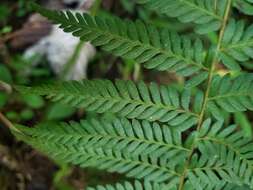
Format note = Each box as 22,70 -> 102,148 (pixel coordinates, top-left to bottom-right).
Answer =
221,184 -> 251,190
137,0 -> 227,34
207,74 -> 253,120
190,182 -> 251,190
16,80 -> 201,129
86,181 -> 168,190
31,3 -> 209,81
196,119 -> 253,188
188,151 -> 253,189
220,19 -> 253,70
188,152 -> 243,189
233,0 -> 253,15
12,117 -> 189,184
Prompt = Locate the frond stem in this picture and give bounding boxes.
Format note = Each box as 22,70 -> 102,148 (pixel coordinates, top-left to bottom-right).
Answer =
0,112 -> 14,130
178,1 -> 232,189
0,112 -> 22,134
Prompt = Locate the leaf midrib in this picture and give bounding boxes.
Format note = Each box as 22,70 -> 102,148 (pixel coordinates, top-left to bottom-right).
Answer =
208,92 -> 253,101
32,131 -> 190,151
46,90 -> 199,117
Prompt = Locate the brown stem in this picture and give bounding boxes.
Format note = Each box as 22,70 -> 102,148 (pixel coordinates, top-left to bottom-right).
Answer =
0,112 -> 14,130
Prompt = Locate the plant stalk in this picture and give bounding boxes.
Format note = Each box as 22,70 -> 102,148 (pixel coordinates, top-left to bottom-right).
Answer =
178,1 -> 232,189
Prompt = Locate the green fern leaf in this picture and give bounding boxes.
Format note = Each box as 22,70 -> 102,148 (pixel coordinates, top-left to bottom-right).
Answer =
86,181 -> 168,190
193,182 -> 250,190
31,3 -> 209,80
137,0 -> 227,34
183,180 -> 250,190
12,117 -> 189,184
10,2 -> 253,189
207,74 -> 253,120
233,0 -> 253,15
15,80 -> 201,129
196,119 -> 253,188
220,19 -> 253,70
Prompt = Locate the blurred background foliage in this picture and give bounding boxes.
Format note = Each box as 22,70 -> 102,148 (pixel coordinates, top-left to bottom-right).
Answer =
0,0 -> 253,190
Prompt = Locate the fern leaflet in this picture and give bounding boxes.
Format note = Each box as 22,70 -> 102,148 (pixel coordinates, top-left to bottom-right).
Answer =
16,80 -> 201,129
220,19 -> 253,70
13,117 -> 189,184
86,181 -> 167,190
195,119 -> 253,188
137,0 -> 227,34
233,0 -> 253,15
207,74 -> 253,119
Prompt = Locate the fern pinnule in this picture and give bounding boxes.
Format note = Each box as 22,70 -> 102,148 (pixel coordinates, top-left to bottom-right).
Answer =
137,0 -> 227,34
176,119 -> 253,189
138,0 -> 253,33
220,19 -> 253,70
233,0 -> 253,15
207,74 -> 253,119
197,119 -> 253,188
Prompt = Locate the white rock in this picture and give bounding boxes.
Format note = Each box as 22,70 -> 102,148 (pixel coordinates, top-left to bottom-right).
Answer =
24,0 -> 96,80
24,22 -> 96,80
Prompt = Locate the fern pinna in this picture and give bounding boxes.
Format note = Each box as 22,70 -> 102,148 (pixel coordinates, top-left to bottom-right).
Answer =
12,1 -> 253,190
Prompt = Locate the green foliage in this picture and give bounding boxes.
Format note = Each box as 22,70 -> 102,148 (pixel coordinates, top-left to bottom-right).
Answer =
87,180 -> 167,190
12,1 -> 253,190
46,103 -> 76,121
0,65 -> 12,83
220,19 -> 253,70
137,0 -> 253,33
21,94 -> 45,109
233,0 -> 253,15
16,79 -> 201,129
0,4 -> 10,23
193,119 -> 253,188
31,3 -> 209,85
14,117 -> 187,184
207,74 -> 253,119
234,112 -> 252,138
137,0 -> 227,34
16,0 -> 35,17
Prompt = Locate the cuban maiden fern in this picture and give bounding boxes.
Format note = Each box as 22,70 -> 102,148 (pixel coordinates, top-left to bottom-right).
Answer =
12,0 -> 253,189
